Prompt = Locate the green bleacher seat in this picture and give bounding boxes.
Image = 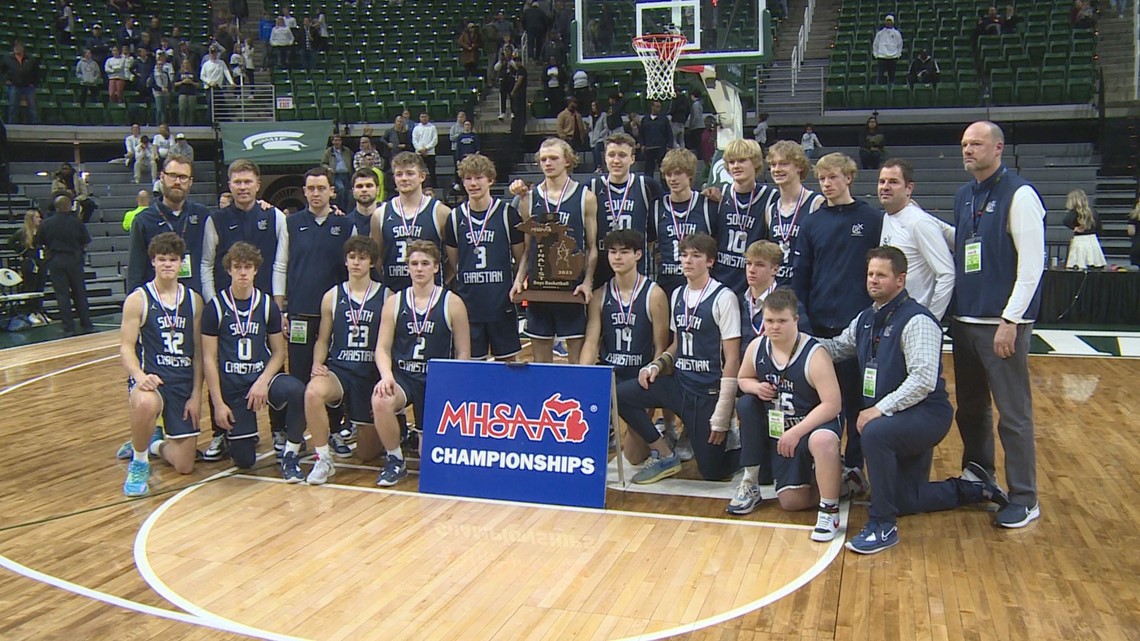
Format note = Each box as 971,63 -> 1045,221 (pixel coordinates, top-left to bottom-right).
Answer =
912,85 -> 935,107
866,85 -> 889,108
1066,78 -> 1093,104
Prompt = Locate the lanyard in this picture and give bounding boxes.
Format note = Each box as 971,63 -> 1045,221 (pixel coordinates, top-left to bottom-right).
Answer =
610,275 -> 643,326
768,333 -> 802,391
346,282 -> 375,328
221,288 -> 257,337
871,294 -> 908,360
541,179 -> 572,219
407,286 -> 441,337
395,193 -> 426,238
774,187 -> 808,243
969,167 -> 1006,237
681,279 -> 712,330
746,282 -> 777,336
667,192 -> 697,243
159,207 -> 191,238
464,199 -> 497,247
603,175 -> 632,229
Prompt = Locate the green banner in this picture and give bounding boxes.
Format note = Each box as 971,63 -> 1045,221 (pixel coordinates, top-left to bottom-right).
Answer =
220,120 -> 333,165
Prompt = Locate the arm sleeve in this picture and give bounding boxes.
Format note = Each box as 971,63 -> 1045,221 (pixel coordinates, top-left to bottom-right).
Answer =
816,315 -> 859,362
272,210 -> 289,297
712,289 -> 741,340
200,217 -> 218,302
914,216 -> 957,320
1003,185 -> 1046,323
874,314 -> 943,416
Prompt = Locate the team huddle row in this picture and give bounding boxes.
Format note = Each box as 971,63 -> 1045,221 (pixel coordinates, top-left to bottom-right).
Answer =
118,120 -> 1043,555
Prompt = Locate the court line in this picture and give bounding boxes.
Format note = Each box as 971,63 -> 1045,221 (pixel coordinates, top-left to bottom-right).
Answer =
0,354 -> 118,392
0,338 -> 118,370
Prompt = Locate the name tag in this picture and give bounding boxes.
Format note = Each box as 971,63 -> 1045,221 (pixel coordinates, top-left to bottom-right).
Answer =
767,409 -> 785,438
178,254 -> 193,279
289,318 -> 308,344
862,364 -> 877,398
964,238 -> 982,274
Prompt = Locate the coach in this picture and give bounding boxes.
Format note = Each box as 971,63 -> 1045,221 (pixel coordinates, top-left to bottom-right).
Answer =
952,120 -> 1044,529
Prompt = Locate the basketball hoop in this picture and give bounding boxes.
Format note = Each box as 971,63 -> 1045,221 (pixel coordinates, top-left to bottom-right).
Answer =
632,33 -> 688,100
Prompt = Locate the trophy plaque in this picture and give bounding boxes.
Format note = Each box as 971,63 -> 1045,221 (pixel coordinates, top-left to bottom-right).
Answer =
514,213 -> 587,303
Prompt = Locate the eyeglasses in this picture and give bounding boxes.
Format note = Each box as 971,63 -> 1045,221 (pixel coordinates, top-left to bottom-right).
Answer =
162,172 -> 192,183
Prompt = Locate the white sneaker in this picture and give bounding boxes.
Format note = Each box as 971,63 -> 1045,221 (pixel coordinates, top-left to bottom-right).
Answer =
726,479 -> 762,515
811,507 -> 840,542
306,456 -> 336,485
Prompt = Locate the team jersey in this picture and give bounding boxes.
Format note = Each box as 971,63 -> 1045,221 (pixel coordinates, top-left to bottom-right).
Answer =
599,275 -> 657,371
392,286 -> 454,381
714,183 -> 777,294
670,279 -> 736,394
446,198 -> 523,322
528,181 -> 588,286
136,282 -> 197,397
349,209 -> 383,281
203,288 -> 281,395
652,191 -> 716,283
753,334 -> 824,426
766,188 -> 823,286
589,173 -> 655,286
739,284 -> 778,355
379,195 -> 443,291
327,281 -> 385,377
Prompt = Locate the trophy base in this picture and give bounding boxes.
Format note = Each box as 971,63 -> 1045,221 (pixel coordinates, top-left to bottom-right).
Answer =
513,289 -> 586,304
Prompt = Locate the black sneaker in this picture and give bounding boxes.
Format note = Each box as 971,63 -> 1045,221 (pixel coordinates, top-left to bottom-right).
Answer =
994,502 -> 1040,529
964,462 -> 1009,507
202,434 -> 229,461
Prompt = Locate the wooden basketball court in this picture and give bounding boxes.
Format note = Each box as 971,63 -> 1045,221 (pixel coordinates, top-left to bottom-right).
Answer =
1,331 -> 1138,640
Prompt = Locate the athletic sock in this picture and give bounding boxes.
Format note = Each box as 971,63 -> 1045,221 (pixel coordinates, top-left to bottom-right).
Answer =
285,441 -> 301,455
743,466 -> 760,485
148,439 -> 164,458
133,449 -> 148,462
820,497 -> 839,511
387,447 -> 404,461
316,444 -> 331,460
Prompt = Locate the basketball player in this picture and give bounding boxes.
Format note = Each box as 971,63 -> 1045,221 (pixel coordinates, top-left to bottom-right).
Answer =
369,151 -> 450,295
765,141 -> 824,287
731,289 -> 844,543
739,240 -> 812,351
712,139 -> 777,294
201,242 -> 307,481
446,153 -> 525,361
587,133 -> 661,289
793,152 -> 884,496
119,232 -> 203,497
653,148 -> 716,296
510,137 -> 599,363
581,229 -> 669,461
372,240 -> 471,485
616,233 -> 741,483
302,235 -> 385,485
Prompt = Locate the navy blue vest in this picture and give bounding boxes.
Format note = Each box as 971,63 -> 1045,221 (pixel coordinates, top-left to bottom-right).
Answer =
328,281 -> 384,378
210,204 -> 279,299
953,166 -> 1043,320
714,183 -> 776,294
600,276 -> 657,373
209,289 -> 275,395
671,281 -> 730,394
754,334 -> 825,423
449,199 -> 521,322
392,286 -> 453,382
653,192 -> 715,283
137,283 -> 196,398
854,291 -> 948,408
286,209 -> 353,315
380,196 -> 443,292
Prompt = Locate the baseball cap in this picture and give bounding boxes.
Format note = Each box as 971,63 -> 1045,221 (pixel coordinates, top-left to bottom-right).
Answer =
92,23 -> 102,29
175,133 -> 185,139
885,14 -> 895,21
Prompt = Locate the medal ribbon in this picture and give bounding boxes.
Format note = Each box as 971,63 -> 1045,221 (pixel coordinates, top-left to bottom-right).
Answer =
347,282 -> 375,328
775,187 -> 808,244
681,278 -> 713,331
611,274 -> 643,327
222,288 -> 257,338
408,286 -> 441,336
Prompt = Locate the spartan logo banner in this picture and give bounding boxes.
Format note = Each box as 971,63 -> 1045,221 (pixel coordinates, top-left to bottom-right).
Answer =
220,120 -> 333,165
419,361 -> 611,508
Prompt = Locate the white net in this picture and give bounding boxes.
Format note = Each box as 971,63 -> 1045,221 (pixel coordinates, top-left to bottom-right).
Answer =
632,34 -> 688,100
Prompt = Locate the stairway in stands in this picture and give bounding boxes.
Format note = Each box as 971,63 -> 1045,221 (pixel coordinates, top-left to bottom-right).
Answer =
755,0 -> 841,119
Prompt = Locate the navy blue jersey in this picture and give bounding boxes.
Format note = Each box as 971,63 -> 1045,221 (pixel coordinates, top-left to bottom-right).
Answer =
286,209 -> 353,315
392,286 -> 454,382
446,199 -> 523,322
652,192 -> 716,283
348,209 -> 383,281
328,281 -> 385,376
529,181 -> 588,286
202,288 -> 280,395
379,196 -> 443,291
714,184 -> 776,294
671,281 -> 733,393
589,174 -> 655,286
599,276 -> 658,371
136,283 -> 197,397
754,334 -> 824,424
766,188 -> 823,287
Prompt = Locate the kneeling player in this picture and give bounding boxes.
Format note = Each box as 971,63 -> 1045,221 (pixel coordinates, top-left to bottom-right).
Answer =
581,229 -> 669,461
119,232 -> 204,497
303,236 -> 385,485
372,240 -> 471,485
202,242 -> 307,481
732,289 -> 844,542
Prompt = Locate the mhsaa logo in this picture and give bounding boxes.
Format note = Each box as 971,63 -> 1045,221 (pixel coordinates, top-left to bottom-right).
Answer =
437,393 -> 589,443
242,131 -> 308,152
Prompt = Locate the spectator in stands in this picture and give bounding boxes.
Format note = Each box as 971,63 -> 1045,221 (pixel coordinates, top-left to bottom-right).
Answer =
605,91 -> 627,133
37,194 -> 94,335
105,45 -> 130,103
481,15 -> 499,86
151,50 -> 173,122
800,123 -> 822,160
118,16 -> 142,51
1063,189 -> 1107,270
50,163 -> 95,222
1071,0 -> 1096,28
572,67 -> 591,106
6,209 -> 47,324
492,10 -> 512,41
872,14 -> 903,87
541,30 -> 567,68
907,49 -> 941,90
270,16 -> 295,69
121,189 -> 151,232
448,111 -> 467,157
509,54 -> 529,157
2,41 -> 41,124
686,89 -> 705,153
171,132 -> 194,161
55,0 -> 75,43
587,100 -> 608,172
455,119 -> 478,165
299,17 -> 320,71
215,22 -> 236,60
1001,5 -> 1021,33
556,97 -> 587,150
753,112 -> 769,154
134,135 -> 158,185
174,60 -> 200,125
133,46 -> 154,98
625,112 -> 642,145
240,38 -> 255,84
153,123 -> 172,160
669,91 -> 691,149
353,136 -> 382,172
493,50 -> 516,120
385,115 -> 412,162
139,31 -> 153,53
75,49 -> 103,107
700,115 -> 717,167
640,100 -> 672,181
323,134 -> 353,210
85,24 -> 111,65
201,47 -> 233,88
976,7 -> 1004,37
146,16 -> 164,47
157,36 -> 173,60
859,116 -> 886,170
522,1 -> 547,60
413,112 -> 440,188
174,40 -> 198,73
458,22 -> 481,76
544,56 -> 566,116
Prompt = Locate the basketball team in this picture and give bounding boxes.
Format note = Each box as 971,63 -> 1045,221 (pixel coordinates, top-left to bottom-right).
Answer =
116,119 -> 1041,555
